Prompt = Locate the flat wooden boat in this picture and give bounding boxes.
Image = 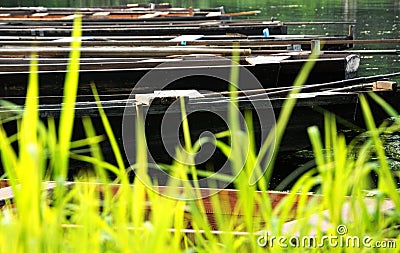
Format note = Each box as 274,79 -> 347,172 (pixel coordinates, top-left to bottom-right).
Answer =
0,21 -> 286,36
0,172 -> 396,233
0,53 -> 360,101
1,88 -> 395,166
0,179 -> 322,231
0,33 -> 354,50
0,179 -> 330,232
0,5 -> 241,22
0,80 -> 398,187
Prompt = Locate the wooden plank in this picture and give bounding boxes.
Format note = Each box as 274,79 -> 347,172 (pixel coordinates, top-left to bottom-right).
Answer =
92,12 -> 110,17
372,81 -> 397,91
278,198 -> 395,236
221,10 -> 261,17
0,187 -> 13,202
138,11 -> 169,19
127,3 -> 172,9
0,180 -> 313,228
169,34 -> 204,42
205,11 -> 221,17
2,180 -> 395,235
246,55 -> 291,65
0,181 -> 73,207
60,14 -> 77,20
136,90 -> 204,105
31,13 -> 49,17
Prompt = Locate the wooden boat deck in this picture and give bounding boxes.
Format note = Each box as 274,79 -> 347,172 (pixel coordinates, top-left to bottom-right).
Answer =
0,180 -> 396,234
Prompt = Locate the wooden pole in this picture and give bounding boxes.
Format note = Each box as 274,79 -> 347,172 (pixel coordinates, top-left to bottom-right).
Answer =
0,37 -> 398,46
320,49 -> 400,55
265,72 -> 400,97
311,40 -> 321,55
221,10 -> 261,17
283,21 -> 357,25
0,46 -> 252,57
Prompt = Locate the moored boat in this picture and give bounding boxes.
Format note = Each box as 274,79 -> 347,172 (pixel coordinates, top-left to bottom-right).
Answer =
0,5 -> 238,22
1,86 -> 397,169
0,53 -> 360,102
0,21 -> 287,36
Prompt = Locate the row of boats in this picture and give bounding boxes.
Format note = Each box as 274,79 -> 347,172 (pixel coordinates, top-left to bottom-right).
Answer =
0,3 -> 399,178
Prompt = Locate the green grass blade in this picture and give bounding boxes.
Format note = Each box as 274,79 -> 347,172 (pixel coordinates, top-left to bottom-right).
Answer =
57,15 -> 82,179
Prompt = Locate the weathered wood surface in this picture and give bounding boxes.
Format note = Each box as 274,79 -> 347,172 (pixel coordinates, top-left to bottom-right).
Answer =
0,179 -> 395,234
0,179 -> 317,229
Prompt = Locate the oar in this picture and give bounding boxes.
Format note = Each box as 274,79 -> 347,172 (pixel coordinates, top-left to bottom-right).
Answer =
283,21 -> 357,25
265,72 -> 400,97
221,10 -> 261,17
321,39 -> 400,45
320,49 -> 400,55
0,46 -> 252,57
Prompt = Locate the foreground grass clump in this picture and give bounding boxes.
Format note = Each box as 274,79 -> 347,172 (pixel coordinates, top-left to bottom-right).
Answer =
0,17 -> 399,252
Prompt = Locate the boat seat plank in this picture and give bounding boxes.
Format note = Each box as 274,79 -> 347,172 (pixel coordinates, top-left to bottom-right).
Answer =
246,55 -> 291,65
136,90 -> 204,105
138,11 -> 169,19
205,12 -> 222,17
61,14 -> 79,20
31,13 -> 49,17
92,12 -> 110,17
170,34 -> 204,42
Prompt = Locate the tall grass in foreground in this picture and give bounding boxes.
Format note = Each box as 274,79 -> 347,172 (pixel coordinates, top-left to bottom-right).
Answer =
0,18 -> 399,252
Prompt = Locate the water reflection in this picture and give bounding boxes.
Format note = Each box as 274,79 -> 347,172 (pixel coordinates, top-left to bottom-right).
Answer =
343,0 -> 357,22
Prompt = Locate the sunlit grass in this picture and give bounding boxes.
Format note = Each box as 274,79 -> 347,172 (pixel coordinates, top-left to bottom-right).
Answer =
0,16 -> 399,252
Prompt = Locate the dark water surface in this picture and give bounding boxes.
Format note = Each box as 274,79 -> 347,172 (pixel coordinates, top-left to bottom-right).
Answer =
178,0 -> 400,80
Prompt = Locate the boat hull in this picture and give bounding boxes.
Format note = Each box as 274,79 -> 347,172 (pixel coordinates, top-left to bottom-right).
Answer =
0,54 -> 360,104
